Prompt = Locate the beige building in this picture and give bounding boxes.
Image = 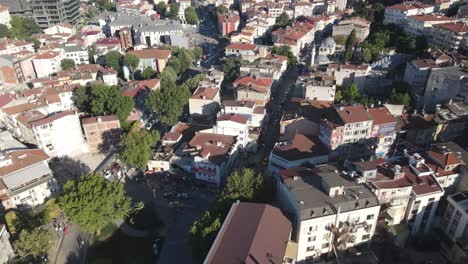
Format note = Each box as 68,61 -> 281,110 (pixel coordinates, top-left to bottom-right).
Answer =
332,17 -> 371,42
81,115 -> 121,153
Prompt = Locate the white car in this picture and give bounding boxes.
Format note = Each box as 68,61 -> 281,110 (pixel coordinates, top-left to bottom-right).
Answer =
103,170 -> 113,179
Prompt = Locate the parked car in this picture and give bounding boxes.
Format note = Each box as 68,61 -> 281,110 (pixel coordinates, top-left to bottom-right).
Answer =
169,201 -> 184,208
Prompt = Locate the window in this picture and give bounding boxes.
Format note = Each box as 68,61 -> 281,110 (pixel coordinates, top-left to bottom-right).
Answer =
308,236 -> 316,242
362,234 -> 370,240
367,214 -> 374,220
306,246 -> 315,252
323,233 -> 331,240
428,197 -> 435,202
322,243 -> 330,249
309,226 -> 317,232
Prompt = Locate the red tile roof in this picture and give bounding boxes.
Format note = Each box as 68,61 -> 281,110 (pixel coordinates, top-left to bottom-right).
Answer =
433,22 -> 468,34
407,15 -> 455,22
81,115 -> 119,125
161,131 -> 182,142
30,111 -> 75,127
128,49 -> 171,60
426,150 -> 462,167
226,43 -> 257,51
217,114 -> 249,124
273,134 -> 329,161
387,2 -> 432,11
368,107 -> 397,125
34,51 -> 61,60
191,87 -> 219,100
0,94 -> 14,108
336,105 -> 372,124
233,76 -> 273,88
188,133 -> 236,162
0,149 -> 50,177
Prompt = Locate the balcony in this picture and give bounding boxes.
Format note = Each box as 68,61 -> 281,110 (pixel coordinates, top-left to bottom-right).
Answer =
379,194 -> 410,206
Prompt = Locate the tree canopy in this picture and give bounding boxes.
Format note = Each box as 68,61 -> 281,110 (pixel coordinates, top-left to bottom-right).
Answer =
335,83 -> 361,103
390,91 -> 411,108
185,6 -> 199,25
0,24 -> 10,38
221,57 -> 243,82
123,54 -> 140,72
93,0 -> 116,11
72,84 -> 135,123
272,45 -> 297,66
10,16 -> 41,39
156,1 -> 167,17
169,3 -> 180,19
192,47 -> 203,61
141,67 -> 156,80
104,51 -> 122,72
60,59 -> 76,70
275,12 -> 290,28
14,228 -> 53,262
59,173 -> 132,234
119,128 -> 160,170
213,5 -> 228,17
343,29 -> 356,62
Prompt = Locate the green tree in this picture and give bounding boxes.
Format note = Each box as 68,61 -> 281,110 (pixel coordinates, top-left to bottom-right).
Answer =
60,59 -> 76,70
123,54 -> 140,72
343,29 -> 356,62
275,12 -> 290,28
341,83 -> 361,103
167,56 -> 182,74
214,5 -> 228,17
141,67 -> 156,79
88,44 -> 98,64
59,173 -> 132,234
10,16 -> 41,39
5,211 -> 20,236
0,24 -> 10,38
390,90 -> 411,108
119,129 -> 160,170
415,35 -> 428,51
272,45 -> 297,65
396,34 -> 416,53
104,51 -> 122,72
192,46 -> 203,61
14,228 -> 52,261
222,168 -> 264,201
156,1 -> 167,17
28,37 -> 41,52
185,6 -> 198,25
89,84 -> 135,123
169,3 -> 180,19
221,57 -> 243,82
146,81 -> 191,126
172,47 -> 194,74
361,46 -> 372,63
73,86 -> 91,113
160,66 -> 178,85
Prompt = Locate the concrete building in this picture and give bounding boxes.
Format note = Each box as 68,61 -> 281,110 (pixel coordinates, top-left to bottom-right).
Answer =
81,115 -> 121,153
326,64 -> 370,90
430,22 -> 468,50
332,17 -> 370,42
297,73 -> 336,102
32,51 -> 64,78
233,76 -> 274,106
442,191 -> 468,241
225,43 -> 270,62
61,44 -> 89,66
221,100 -> 265,128
177,0 -> 191,20
0,224 -> 14,263
205,202 -> 293,264
383,2 -> 434,27
239,54 -> 288,80
0,149 -> 56,210
189,87 -> 220,118
0,39 -> 35,56
405,15 -> 456,37
127,48 -> 172,73
368,107 -> 398,157
133,20 -> 184,47
29,0 -> 80,28
272,21 -> 316,57
277,165 -> 380,262
0,5 -> 11,28
218,13 -> 240,36
214,114 -> 250,148
43,22 -> 76,35
31,111 -> 87,157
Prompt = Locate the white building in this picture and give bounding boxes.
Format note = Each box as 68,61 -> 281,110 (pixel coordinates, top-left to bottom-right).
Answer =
32,51 -> 64,78
383,2 -> 435,26
43,23 -> 76,35
214,114 -> 250,148
189,87 -> 220,118
0,5 -> 11,28
0,224 -> 14,264
177,0 -> 192,20
0,149 -> 56,210
430,22 -> 468,50
61,44 -> 89,65
442,191 -> 468,242
405,15 -> 456,37
221,100 -> 265,128
297,73 -> 336,102
31,111 -> 88,157
134,20 -> 184,47
277,165 -> 380,262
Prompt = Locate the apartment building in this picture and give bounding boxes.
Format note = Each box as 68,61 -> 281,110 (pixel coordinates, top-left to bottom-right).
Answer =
296,73 -> 336,102
31,111 -> 87,157
326,64 -> 370,90
218,13 -> 240,36
405,15 -> 456,37
442,191 -> 468,242
81,115 -> 121,153
239,54 -> 288,80
205,202 -> 293,264
29,0 -> 80,28
127,49 -> 172,73
225,43 -> 270,62
368,107 -> 398,157
430,22 -> 468,50
0,149 -> 56,210
233,76 -> 274,106
221,100 -> 265,128
133,20 -> 184,47
277,165 -> 380,262
0,39 -> 35,56
43,22 -> 76,35
333,17 -> 371,42
425,146 -> 464,193
0,5 -> 11,28
189,87 -> 221,118
62,44 -> 89,66
383,2 -> 434,26
213,114 -> 250,148
272,21 -> 315,57
0,224 -> 14,264
32,51 -> 64,78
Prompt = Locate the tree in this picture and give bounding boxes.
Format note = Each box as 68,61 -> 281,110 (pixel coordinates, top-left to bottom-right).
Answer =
343,29 -> 356,62
185,6 -> 198,25
167,56 -> 182,74
275,12 -> 290,28
59,173 -> 132,234
390,90 -> 411,108
222,169 -> 264,201
104,51 -> 122,72
214,5 -> 228,17
396,34 -> 416,53
28,37 -> 41,52
415,35 -> 428,51
341,83 -> 361,103
156,1 -> 167,17
10,16 -> 41,39
60,59 -> 76,70
95,0 -> 116,11
169,3 -> 180,19
123,54 -> 140,72
88,44 -> 98,64
177,48 -> 195,73
141,67 -> 156,79
73,86 -> 91,113
160,66 -> 178,85
146,81 -> 191,126
0,24 -> 10,38
272,45 -> 297,65
361,46 -> 372,63
192,46 -> 203,61
119,128 -> 160,170
221,57 -> 243,82
14,228 -> 52,261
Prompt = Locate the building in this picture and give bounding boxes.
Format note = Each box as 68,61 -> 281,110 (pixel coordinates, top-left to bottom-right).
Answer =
133,20 -> 184,47
296,73 -> 336,102
332,17 -> 371,42
0,55 -> 22,85
81,115 -> 121,153
403,58 -> 446,98
177,0 -> 191,20
239,54 -> 288,80
425,146 -> 463,193
272,22 -> 316,57
383,2 -> 434,27
0,39 -> 35,56
214,114 -> 250,148
318,37 -> 336,56
31,111 -> 87,157
277,165 -> 380,262
442,191 -> 468,242
405,15 -> 456,37
0,5 -> 11,28
147,131 -> 183,173
221,100 -> 265,128
326,64 -> 370,90
218,13 -> 240,36
225,43 -> 270,62
32,51 -> 64,78
204,202 -> 293,264
62,44 -> 89,65
0,149 -> 56,210
269,133 -> 329,175
43,22 -> 76,35
184,133 -> 241,187
29,0 -> 80,28
430,22 -> 468,50
127,49 -> 171,73
368,107 -> 398,157
189,87 -> 220,118
0,224 -> 14,263
233,76 -> 274,106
